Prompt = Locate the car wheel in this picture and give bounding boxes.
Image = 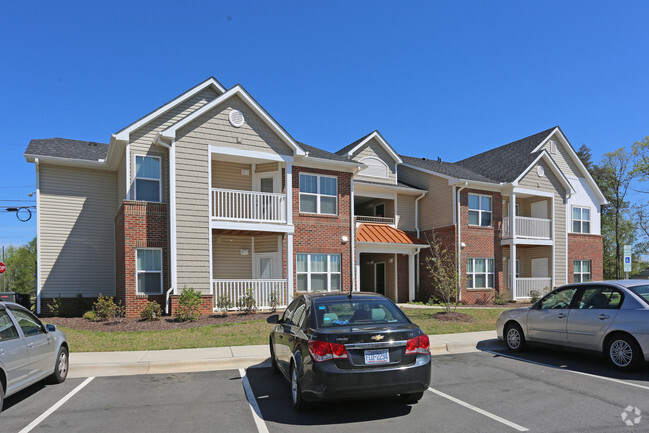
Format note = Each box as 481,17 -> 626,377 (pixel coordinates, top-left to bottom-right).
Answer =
269,338 -> 279,374
49,346 -> 69,384
505,322 -> 526,352
0,379 -> 4,414
400,391 -> 424,404
607,334 -> 643,371
290,363 -> 307,411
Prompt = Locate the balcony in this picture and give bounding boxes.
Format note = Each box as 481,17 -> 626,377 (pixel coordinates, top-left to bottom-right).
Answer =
212,279 -> 288,310
212,188 -> 287,224
355,215 -> 399,227
503,216 -> 551,240
514,277 -> 552,299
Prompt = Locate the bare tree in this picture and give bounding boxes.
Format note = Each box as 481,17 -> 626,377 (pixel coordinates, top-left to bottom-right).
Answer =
424,232 -> 458,313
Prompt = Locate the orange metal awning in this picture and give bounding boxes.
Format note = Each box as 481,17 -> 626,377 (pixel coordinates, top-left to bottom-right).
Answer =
356,223 -> 427,245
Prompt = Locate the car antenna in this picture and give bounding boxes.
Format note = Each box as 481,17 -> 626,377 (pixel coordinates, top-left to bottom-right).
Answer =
348,285 -> 353,298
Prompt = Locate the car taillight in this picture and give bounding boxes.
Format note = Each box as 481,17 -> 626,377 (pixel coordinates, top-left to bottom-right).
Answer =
405,334 -> 430,355
308,340 -> 349,362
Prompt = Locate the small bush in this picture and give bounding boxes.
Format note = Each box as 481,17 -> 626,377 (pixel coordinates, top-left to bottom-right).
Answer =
140,301 -> 162,321
216,294 -> 233,314
174,287 -> 203,322
82,310 -> 96,321
75,293 -> 94,314
47,295 -> 63,316
494,291 -> 507,305
529,289 -> 541,304
92,294 -> 125,321
269,290 -> 279,312
237,288 -> 256,314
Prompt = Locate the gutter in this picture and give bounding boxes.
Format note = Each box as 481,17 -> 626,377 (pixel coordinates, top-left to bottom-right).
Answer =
414,190 -> 427,295
35,158 -> 41,315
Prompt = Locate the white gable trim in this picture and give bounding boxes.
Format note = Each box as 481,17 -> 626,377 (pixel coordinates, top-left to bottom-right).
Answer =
345,131 -> 403,164
512,151 -> 575,195
208,144 -> 293,163
160,85 -> 305,156
114,77 -> 225,142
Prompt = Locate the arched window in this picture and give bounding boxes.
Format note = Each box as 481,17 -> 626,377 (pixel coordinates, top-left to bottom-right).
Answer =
359,157 -> 389,178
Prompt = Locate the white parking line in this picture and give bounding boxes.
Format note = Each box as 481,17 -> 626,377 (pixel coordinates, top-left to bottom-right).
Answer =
484,349 -> 649,391
239,368 -> 270,433
18,377 -> 95,433
428,387 -> 529,432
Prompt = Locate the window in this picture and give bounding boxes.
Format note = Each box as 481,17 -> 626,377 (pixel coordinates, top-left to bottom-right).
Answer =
468,194 -> 492,227
467,258 -> 494,289
135,155 -> 161,202
539,287 -> 577,309
574,260 -> 591,283
299,174 -> 337,215
297,253 -> 341,292
577,286 -> 623,309
572,206 -> 590,233
9,308 -> 45,336
0,310 -> 19,341
314,298 -> 409,328
136,249 -> 163,294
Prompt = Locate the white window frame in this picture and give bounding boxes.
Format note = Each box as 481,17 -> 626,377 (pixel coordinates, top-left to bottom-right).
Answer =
296,253 -> 341,292
136,248 -> 163,295
467,258 -> 495,289
468,193 -> 492,227
299,173 -> 338,215
134,155 -> 162,203
572,206 -> 591,234
574,260 -> 591,283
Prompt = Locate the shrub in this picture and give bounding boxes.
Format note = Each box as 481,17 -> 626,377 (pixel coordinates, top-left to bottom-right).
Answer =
82,310 -> 96,321
269,290 -> 279,312
75,293 -> 94,314
237,288 -> 256,314
140,301 -> 162,321
216,294 -> 233,314
494,291 -> 507,305
92,294 -> 125,321
174,287 -> 203,322
47,295 -> 63,316
529,289 -> 541,304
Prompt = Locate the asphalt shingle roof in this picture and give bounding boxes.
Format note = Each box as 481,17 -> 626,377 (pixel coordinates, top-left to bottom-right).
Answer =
25,138 -> 110,161
297,142 -> 354,163
335,131 -> 375,156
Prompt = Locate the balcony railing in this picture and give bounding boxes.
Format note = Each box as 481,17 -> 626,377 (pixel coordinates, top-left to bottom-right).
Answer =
212,279 -> 288,311
503,216 -> 551,239
212,188 -> 286,223
515,278 -> 552,299
355,215 -> 398,226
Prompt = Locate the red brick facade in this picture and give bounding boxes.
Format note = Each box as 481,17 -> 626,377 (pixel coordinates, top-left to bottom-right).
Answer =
115,201 -> 169,318
568,233 -> 604,283
170,295 -> 214,315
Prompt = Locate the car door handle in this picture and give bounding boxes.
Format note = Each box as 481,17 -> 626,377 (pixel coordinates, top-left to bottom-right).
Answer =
27,342 -> 34,348
597,314 -> 610,320
556,313 -> 567,319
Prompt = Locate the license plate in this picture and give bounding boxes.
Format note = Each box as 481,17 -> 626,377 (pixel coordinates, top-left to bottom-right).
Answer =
364,349 -> 390,364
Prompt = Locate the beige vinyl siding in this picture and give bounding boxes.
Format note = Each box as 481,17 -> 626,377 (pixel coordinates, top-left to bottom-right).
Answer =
542,133 -> 583,179
254,235 -> 280,253
212,234 -> 252,279
398,165 -> 454,230
518,160 -> 567,286
212,161 -> 252,190
129,87 -> 219,204
39,165 -> 117,297
355,138 -> 397,185
397,193 -> 416,231
256,162 -> 279,173
176,95 -> 293,156
116,152 -> 126,210
517,246 -> 553,278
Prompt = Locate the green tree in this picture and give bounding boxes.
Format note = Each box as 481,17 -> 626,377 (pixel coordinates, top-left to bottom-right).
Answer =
576,144 -> 594,171
424,231 -> 459,313
2,237 -> 37,294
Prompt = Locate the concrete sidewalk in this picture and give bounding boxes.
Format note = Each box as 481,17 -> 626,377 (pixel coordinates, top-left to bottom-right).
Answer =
68,330 -> 502,378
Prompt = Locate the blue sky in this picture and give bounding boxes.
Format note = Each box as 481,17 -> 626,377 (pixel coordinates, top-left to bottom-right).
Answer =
1,1 -> 648,250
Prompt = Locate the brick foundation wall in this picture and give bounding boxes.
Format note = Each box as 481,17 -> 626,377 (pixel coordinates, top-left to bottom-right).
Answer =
170,295 -> 214,316
115,201 -> 170,318
40,296 -> 98,318
568,233 -> 604,282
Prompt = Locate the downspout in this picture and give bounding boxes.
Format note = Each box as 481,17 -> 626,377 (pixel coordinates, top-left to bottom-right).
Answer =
456,182 -> 468,303
35,158 -> 41,315
414,191 -> 427,296
156,136 -> 177,315
350,165 -> 362,292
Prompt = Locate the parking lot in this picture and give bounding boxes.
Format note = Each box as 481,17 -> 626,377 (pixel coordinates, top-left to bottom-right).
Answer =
2,346 -> 648,432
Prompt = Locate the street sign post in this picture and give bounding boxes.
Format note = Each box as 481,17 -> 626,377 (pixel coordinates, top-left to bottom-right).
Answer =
623,245 -> 632,278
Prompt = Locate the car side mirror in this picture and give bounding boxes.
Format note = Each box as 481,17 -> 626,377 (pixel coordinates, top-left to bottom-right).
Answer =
45,324 -> 57,332
266,314 -> 279,324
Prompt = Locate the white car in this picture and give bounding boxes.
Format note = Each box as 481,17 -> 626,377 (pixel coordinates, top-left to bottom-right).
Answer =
0,301 -> 69,413
497,280 -> 649,371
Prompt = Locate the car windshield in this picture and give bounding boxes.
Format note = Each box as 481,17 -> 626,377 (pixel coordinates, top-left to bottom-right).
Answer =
628,284 -> 649,306
313,298 -> 410,328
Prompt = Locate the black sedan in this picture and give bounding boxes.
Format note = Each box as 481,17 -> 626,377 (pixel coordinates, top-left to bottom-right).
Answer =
267,292 -> 431,410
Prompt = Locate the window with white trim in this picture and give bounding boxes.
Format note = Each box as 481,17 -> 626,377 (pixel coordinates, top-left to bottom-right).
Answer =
135,155 -> 161,202
296,253 -> 341,292
136,249 -> 163,294
467,258 -> 494,289
468,194 -> 492,227
299,173 -> 337,215
572,206 -> 590,233
574,260 -> 591,283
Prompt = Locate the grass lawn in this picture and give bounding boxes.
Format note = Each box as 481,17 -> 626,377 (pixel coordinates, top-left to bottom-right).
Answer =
61,307 -> 508,352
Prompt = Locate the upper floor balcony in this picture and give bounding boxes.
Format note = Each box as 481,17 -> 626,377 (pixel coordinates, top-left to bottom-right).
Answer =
502,216 -> 552,240
355,215 -> 399,227
212,188 -> 287,224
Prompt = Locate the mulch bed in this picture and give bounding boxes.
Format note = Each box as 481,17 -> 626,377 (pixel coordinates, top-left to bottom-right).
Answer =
430,312 -> 474,322
46,312 -> 277,332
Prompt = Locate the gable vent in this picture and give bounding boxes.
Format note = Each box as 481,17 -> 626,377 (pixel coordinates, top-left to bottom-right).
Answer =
549,139 -> 557,154
229,109 -> 245,127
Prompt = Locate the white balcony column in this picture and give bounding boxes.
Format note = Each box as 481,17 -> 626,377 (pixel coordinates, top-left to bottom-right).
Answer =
510,192 -> 517,238
286,162 -> 293,226
408,252 -> 416,302
511,243 -> 517,300
355,251 -> 361,292
287,233 -> 294,303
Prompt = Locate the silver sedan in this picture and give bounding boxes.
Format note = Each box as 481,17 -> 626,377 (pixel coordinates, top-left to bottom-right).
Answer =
496,280 -> 649,371
0,301 -> 69,413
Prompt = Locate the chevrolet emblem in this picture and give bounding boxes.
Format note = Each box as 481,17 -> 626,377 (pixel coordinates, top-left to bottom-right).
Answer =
371,335 -> 385,341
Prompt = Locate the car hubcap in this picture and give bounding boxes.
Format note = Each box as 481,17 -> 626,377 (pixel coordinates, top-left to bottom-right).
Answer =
291,368 -> 298,404
610,340 -> 632,367
59,352 -> 68,378
507,328 -> 520,349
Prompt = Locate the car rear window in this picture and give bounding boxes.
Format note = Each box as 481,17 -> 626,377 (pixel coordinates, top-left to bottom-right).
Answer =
313,299 -> 410,328
628,284 -> 649,306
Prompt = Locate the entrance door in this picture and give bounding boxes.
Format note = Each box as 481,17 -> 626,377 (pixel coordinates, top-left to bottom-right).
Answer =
255,253 -> 277,279
531,258 -> 548,278
375,262 -> 386,296
531,201 -> 547,219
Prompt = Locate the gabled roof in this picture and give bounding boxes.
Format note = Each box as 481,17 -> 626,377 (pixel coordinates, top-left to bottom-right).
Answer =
114,76 -> 226,142
336,130 -> 403,164
297,142 -> 354,163
356,223 -> 427,245
25,138 -> 110,162
400,155 -> 495,183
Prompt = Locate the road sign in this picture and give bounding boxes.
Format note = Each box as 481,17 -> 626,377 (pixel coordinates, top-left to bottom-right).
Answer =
623,245 -> 632,273
0,262 -> 5,274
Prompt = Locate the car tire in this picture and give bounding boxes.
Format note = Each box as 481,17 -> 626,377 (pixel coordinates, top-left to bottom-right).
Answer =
269,339 -> 279,374
0,379 -> 4,414
606,334 -> 644,371
400,391 -> 424,404
49,346 -> 69,384
290,363 -> 308,411
505,322 -> 526,352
